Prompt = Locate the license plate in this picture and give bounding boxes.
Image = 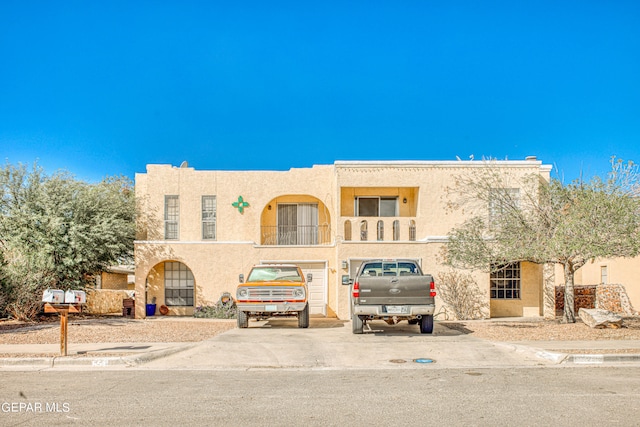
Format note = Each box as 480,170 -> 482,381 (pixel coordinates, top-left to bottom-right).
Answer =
265,305 -> 278,311
385,305 -> 406,314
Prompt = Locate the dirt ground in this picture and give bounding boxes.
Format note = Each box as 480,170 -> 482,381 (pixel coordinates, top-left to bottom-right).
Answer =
1,315 -> 639,345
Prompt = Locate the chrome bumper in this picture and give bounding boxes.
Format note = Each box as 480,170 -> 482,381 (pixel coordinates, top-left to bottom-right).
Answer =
353,305 -> 435,317
237,302 -> 307,313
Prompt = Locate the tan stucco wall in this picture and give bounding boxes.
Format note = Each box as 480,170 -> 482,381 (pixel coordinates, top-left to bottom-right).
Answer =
135,160 -> 551,319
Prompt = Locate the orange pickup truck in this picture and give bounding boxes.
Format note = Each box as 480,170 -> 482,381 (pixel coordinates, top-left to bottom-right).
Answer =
235,264 -> 310,329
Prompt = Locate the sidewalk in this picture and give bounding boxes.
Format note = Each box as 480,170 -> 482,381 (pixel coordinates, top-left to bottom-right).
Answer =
0,341 -> 196,368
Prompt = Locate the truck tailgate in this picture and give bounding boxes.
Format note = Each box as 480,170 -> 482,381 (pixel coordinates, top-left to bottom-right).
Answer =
357,275 -> 434,305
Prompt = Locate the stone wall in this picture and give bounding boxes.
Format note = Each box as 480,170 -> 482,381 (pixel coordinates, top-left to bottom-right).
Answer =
596,284 -> 637,316
85,289 -> 135,315
555,284 -> 637,316
555,285 -> 596,316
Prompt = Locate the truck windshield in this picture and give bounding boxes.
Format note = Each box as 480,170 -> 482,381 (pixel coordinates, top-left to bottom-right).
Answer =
247,267 -> 303,282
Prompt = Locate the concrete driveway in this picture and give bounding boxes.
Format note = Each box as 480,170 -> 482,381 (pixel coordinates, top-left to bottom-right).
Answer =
142,318 -> 553,370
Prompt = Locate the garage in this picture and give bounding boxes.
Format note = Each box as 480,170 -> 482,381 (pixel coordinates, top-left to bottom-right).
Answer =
263,261 -> 327,316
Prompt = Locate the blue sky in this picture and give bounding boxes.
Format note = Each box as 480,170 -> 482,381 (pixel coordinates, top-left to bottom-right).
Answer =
1,1 -> 639,183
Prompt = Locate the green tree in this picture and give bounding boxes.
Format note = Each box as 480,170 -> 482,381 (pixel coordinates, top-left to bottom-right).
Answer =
443,158 -> 640,323
0,162 -> 136,320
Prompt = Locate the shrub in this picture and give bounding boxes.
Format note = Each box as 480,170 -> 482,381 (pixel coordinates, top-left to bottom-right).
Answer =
436,269 -> 488,320
194,294 -> 237,319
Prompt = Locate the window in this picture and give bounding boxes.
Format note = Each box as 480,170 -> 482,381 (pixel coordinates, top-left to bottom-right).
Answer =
490,262 -> 521,299
393,220 -> 400,241
344,220 -> 352,241
360,220 -> 368,241
355,197 -> 398,217
202,196 -> 217,240
277,203 -> 318,245
408,220 -> 416,241
164,196 -> 179,240
164,261 -> 194,306
377,220 -> 384,241
600,266 -> 608,284
360,261 -> 421,277
489,188 -> 520,227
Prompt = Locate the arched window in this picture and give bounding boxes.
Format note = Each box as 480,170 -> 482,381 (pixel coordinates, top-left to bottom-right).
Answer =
377,220 -> 384,241
360,220 -> 368,241
409,220 -> 416,241
393,220 -> 400,241
344,220 -> 352,241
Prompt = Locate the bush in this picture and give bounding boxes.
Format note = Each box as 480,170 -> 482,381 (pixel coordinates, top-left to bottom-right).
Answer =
194,294 -> 237,319
436,269 -> 488,320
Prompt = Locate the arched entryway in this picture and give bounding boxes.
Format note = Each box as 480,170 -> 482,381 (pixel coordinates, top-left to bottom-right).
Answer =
144,260 -> 196,316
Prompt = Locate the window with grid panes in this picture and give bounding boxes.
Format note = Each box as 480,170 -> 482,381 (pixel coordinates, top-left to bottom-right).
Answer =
164,195 -> 179,240
164,261 -> 194,306
490,262 -> 521,299
489,188 -> 520,228
202,196 -> 217,240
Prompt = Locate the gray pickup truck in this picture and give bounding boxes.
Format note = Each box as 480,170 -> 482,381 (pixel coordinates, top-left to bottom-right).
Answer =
350,259 -> 436,334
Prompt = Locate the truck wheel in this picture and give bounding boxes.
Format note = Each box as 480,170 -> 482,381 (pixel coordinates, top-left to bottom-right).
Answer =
298,304 -> 309,328
352,314 -> 364,334
420,315 -> 434,334
237,310 -> 249,328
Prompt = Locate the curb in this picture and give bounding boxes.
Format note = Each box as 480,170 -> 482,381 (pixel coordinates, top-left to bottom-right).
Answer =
0,342 -> 198,368
494,342 -> 640,365
565,353 -> 640,364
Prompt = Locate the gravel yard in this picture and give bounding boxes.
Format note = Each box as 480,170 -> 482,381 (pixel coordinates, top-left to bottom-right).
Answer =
1,315 -> 639,346
0,317 -> 236,345
442,317 -> 640,342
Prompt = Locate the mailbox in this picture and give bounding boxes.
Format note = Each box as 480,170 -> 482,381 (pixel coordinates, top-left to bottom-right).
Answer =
64,290 -> 87,304
42,289 -> 65,303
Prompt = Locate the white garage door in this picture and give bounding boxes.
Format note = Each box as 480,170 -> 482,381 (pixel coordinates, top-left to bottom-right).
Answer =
299,263 -> 327,316
264,261 -> 327,316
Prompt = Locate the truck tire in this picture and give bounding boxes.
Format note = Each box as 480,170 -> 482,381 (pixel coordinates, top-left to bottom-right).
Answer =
420,315 -> 434,334
298,304 -> 309,328
237,310 -> 249,328
352,313 -> 364,334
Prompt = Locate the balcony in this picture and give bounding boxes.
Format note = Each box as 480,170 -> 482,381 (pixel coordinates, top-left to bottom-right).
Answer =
342,217 -> 417,242
261,225 -> 332,246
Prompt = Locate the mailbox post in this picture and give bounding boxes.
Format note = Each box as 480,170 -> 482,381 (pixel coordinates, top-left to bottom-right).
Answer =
42,290 -> 86,356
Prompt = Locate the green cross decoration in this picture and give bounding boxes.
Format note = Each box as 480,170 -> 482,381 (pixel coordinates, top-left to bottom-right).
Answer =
232,196 -> 249,213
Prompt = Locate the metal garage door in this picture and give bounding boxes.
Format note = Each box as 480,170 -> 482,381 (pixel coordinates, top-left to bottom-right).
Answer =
264,261 -> 327,316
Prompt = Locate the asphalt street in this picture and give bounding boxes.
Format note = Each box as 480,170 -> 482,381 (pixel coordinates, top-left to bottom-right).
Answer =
2,367 -> 639,426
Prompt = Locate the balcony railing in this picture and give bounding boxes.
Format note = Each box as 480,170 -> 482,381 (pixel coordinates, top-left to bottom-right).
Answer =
342,217 -> 417,242
261,225 -> 331,246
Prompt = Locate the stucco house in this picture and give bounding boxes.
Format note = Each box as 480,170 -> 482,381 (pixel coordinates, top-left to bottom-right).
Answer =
133,157 -> 569,320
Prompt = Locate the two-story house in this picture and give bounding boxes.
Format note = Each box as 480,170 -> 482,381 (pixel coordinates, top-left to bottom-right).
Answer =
134,158 -> 555,320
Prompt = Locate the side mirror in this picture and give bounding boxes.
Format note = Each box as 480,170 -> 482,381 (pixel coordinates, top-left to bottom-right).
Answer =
342,275 -> 352,286
238,274 -> 244,284
306,273 -> 313,283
